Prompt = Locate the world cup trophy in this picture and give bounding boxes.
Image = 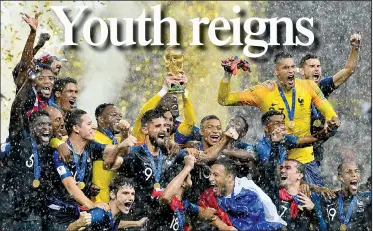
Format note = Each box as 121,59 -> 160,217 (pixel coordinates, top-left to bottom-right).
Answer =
163,46 -> 185,94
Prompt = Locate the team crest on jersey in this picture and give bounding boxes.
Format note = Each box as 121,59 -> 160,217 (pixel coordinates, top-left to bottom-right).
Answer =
298,97 -> 304,107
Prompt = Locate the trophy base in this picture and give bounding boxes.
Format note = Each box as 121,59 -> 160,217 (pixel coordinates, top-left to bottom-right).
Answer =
168,84 -> 185,94
168,89 -> 185,94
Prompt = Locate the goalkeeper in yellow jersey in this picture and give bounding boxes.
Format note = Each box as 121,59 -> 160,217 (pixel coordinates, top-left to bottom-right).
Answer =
218,52 -> 340,186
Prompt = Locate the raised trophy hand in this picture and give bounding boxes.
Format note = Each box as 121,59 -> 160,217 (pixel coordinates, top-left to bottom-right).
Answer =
22,12 -> 40,31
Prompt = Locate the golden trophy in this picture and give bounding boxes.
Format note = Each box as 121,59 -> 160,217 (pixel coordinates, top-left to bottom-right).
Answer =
163,46 -> 185,94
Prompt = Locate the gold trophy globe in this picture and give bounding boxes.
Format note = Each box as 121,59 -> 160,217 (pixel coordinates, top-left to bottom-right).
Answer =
163,46 -> 185,94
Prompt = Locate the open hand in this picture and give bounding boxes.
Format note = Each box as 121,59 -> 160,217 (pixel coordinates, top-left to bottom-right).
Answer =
22,12 -> 40,31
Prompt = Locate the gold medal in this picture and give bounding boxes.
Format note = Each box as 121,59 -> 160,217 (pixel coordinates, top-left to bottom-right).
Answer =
313,119 -> 322,127
32,179 -> 40,188
340,224 -> 347,231
77,182 -> 86,190
154,183 -> 161,189
288,121 -> 295,129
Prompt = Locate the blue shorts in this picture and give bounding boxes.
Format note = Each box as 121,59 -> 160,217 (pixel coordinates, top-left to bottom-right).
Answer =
304,160 -> 324,187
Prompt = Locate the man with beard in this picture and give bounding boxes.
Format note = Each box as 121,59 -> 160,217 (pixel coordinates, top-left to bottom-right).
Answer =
1,110 -> 54,231
52,77 -> 78,117
67,177 -> 148,231
45,109 -> 137,231
318,162 -> 371,231
255,110 -> 337,198
92,103 -> 131,203
133,72 -> 200,145
120,110 -> 235,230
207,157 -> 286,230
160,155 -> 217,231
278,160 -> 321,231
299,34 -> 361,168
218,52 -> 340,186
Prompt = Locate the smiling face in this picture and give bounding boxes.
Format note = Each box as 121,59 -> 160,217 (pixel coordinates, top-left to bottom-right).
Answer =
56,82 -> 78,112
74,114 -> 94,141
159,94 -> 179,118
142,117 -> 167,148
300,58 -> 322,84
279,160 -> 303,188
339,163 -> 361,195
99,105 -> 122,131
30,115 -> 52,146
112,186 -> 135,214
44,107 -> 65,139
209,164 -> 233,197
227,116 -> 248,140
264,114 -> 286,134
34,69 -> 55,100
201,119 -> 222,147
275,58 -> 296,91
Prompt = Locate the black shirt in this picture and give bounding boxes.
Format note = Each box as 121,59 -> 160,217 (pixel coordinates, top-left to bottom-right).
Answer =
319,191 -> 371,231
3,129 -> 54,220
119,144 -> 187,229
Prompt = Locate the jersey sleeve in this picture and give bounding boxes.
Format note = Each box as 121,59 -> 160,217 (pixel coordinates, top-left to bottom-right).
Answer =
284,135 -> 299,149
89,141 -> 107,161
175,97 -> 197,139
307,80 -> 337,121
218,80 -> 262,107
53,149 -> 73,180
89,208 -> 106,226
133,94 -> 162,143
183,200 -> 200,215
319,76 -> 336,98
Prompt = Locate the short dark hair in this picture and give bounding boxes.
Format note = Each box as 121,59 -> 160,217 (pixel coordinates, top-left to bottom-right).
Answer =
299,54 -> 319,67
274,52 -> 293,64
200,115 -> 220,128
261,110 -> 285,126
141,109 -> 165,127
95,103 -> 114,122
29,110 -> 50,126
234,115 -> 249,133
214,157 -> 237,178
54,77 -> 77,93
109,176 -> 135,197
65,109 -> 87,136
287,159 -> 305,174
337,162 -> 359,176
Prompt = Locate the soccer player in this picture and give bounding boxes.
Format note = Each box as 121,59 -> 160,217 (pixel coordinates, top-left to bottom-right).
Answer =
160,155 -> 217,231
255,110 -> 337,193
43,106 -> 66,140
218,52 -> 340,185
278,160 -> 321,231
120,109 -> 234,230
92,103 -> 131,203
299,34 -> 361,167
132,72 -> 200,145
208,157 -> 286,230
45,109 -> 137,231
318,162 -> 371,231
52,77 -> 78,117
67,177 -> 148,231
1,110 -> 54,231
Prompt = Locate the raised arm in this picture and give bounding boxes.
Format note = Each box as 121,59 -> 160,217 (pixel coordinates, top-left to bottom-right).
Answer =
308,80 -> 338,121
102,135 -> 137,170
160,155 -> 195,205
9,78 -> 33,138
15,13 -> 39,90
333,34 -> 361,88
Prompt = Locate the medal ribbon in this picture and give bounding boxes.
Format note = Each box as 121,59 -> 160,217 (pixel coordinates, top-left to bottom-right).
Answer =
67,139 -> 87,183
338,192 -> 356,225
278,85 -> 296,121
142,144 -> 163,183
31,139 -> 41,181
103,129 -> 118,145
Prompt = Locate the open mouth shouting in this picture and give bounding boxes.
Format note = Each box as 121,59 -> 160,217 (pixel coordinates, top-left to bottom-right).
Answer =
348,179 -> 359,193
39,130 -> 52,145
209,134 -> 221,144
312,73 -> 321,83
287,75 -> 295,86
40,86 -> 52,98
69,98 -> 76,109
